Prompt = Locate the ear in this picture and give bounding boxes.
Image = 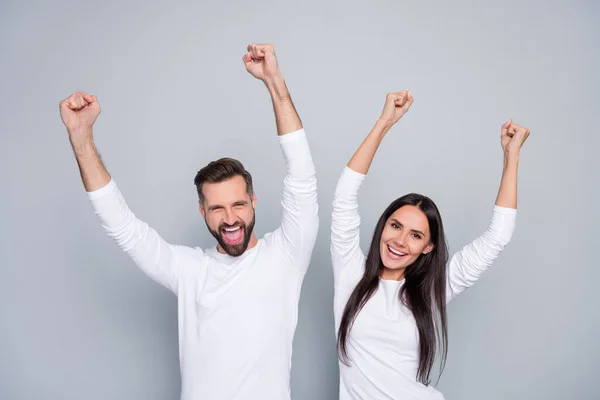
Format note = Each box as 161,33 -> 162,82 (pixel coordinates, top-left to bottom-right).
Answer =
251,192 -> 257,209
422,243 -> 435,255
199,202 -> 206,219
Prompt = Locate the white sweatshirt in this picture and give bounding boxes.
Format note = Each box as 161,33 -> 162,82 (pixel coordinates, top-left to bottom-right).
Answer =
331,167 -> 516,400
87,129 -> 319,400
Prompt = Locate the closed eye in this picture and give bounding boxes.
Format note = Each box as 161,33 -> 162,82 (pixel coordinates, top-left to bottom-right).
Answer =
390,219 -> 424,238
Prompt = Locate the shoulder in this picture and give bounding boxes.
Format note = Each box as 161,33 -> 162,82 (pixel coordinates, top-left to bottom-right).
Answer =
256,231 -> 281,253
258,230 -> 292,262
171,244 -> 208,266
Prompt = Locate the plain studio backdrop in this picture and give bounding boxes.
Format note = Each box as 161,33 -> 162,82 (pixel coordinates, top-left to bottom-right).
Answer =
1,0 -> 598,399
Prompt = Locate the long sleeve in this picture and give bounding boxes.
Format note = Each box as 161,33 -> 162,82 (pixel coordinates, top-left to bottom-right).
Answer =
446,205 -> 517,302
331,167 -> 367,287
272,129 -> 319,273
88,180 -> 190,295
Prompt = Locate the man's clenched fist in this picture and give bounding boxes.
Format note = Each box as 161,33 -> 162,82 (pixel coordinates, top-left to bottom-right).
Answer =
243,44 -> 280,81
59,91 -> 101,143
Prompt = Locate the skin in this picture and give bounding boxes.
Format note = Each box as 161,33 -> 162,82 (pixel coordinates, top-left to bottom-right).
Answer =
346,91 -> 530,280
60,43 -> 304,257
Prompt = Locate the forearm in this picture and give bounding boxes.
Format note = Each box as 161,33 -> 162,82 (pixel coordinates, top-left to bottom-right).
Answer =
264,73 -> 302,136
495,152 -> 519,209
71,130 -> 111,192
347,118 -> 392,175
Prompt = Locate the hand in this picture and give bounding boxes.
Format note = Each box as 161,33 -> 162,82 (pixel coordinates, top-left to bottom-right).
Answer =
501,120 -> 530,154
379,91 -> 414,127
243,43 -> 280,81
59,91 -> 101,142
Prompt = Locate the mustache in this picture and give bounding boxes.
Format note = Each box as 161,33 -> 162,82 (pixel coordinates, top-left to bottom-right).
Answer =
219,221 -> 245,231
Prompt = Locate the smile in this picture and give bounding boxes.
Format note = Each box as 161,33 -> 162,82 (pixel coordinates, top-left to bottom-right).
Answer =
222,226 -> 244,245
387,245 -> 407,258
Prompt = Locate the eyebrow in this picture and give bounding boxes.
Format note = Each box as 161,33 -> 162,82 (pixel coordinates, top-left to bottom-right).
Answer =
390,218 -> 426,237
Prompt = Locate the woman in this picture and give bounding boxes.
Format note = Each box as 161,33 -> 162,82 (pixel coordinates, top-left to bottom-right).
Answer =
331,91 -> 529,399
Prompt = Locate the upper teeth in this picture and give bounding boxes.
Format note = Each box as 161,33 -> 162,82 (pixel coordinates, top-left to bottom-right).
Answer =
389,246 -> 405,256
224,227 -> 240,232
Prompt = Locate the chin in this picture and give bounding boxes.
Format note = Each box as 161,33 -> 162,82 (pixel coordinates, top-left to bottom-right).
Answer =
226,248 -> 247,257
381,251 -> 408,269
382,261 -> 407,271
382,253 -> 419,271
221,241 -> 248,257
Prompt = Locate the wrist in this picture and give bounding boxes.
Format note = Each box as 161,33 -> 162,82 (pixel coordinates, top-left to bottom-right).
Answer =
375,118 -> 394,136
264,72 -> 290,101
503,149 -> 520,162
70,132 -> 96,156
503,151 -> 519,170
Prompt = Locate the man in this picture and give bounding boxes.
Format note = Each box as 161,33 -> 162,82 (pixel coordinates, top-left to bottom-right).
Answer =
60,43 -> 319,400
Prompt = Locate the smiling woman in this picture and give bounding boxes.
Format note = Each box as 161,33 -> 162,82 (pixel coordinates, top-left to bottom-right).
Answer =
330,91 -> 528,400
379,201 -> 438,281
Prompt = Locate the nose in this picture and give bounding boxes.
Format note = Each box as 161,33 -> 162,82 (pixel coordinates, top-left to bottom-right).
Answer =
392,232 -> 408,248
223,208 -> 237,226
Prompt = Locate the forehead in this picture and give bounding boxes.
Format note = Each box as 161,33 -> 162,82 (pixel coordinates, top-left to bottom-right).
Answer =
202,176 -> 249,205
388,205 -> 430,234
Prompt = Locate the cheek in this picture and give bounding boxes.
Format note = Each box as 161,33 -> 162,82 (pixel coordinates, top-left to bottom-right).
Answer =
237,208 -> 253,223
379,239 -> 387,254
206,213 -> 222,228
380,227 -> 393,243
380,231 -> 392,251
408,239 -> 428,255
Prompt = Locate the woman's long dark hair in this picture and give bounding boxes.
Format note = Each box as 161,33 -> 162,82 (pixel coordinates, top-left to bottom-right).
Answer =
337,193 -> 449,386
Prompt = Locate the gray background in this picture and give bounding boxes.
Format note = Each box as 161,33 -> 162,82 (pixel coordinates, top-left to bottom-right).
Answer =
1,0 -> 598,399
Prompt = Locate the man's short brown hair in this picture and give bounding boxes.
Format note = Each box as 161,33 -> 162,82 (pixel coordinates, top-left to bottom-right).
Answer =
194,158 -> 254,205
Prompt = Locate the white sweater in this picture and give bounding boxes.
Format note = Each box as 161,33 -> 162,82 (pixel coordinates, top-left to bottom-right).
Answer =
331,167 -> 516,400
87,129 -> 319,400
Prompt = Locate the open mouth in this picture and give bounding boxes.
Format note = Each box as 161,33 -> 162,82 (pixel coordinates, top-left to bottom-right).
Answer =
387,245 -> 407,260
222,225 -> 244,245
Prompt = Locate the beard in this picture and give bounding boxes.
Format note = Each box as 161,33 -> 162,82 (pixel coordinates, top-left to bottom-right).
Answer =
206,211 -> 256,257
